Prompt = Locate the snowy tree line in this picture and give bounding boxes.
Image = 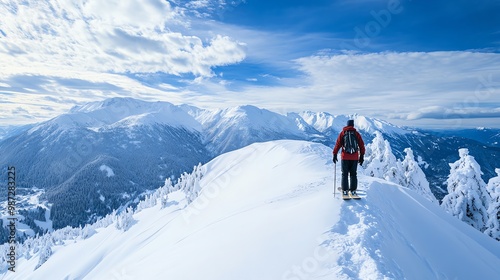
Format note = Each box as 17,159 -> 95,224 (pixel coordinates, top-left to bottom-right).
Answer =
362,132 -> 500,241
441,149 -> 500,241
362,132 -> 437,204
0,163 -> 205,273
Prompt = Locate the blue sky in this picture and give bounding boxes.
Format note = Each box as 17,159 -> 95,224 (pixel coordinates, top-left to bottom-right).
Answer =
0,0 -> 499,129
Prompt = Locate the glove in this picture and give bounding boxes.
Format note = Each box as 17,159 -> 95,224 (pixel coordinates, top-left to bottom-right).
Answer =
333,154 -> 338,164
359,154 -> 364,166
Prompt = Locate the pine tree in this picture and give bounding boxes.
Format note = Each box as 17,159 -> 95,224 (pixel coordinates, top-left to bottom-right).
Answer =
401,148 -> 437,203
485,169 -> 500,240
115,207 -> 135,231
363,131 -> 386,178
363,131 -> 403,185
160,178 -> 173,209
35,238 -> 53,270
180,163 -> 204,204
441,148 -> 489,232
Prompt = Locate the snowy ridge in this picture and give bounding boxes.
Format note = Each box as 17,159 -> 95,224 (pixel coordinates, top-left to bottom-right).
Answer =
19,97 -> 418,156
3,140 -> 499,279
30,97 -> 202,133
298,111 -> 411,135
189,105 -> 307,154
29,97 -> 413,147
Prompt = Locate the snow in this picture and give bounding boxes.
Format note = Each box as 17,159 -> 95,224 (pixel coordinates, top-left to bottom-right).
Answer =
30,97 -> 202,133
14,222 -> 35,237
107,109 -> 201,131
189,105 -> 306,154
3,140 -> 500,279
27,97 -> 416,156
298,111 -> 410,136
0,188 -> 53,235
442,148 -> 489,231
99,165 -> 115,177
485,168 -> 500,240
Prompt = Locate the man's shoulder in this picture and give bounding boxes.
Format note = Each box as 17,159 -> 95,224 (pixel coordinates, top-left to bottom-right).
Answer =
345,127 -> 363,138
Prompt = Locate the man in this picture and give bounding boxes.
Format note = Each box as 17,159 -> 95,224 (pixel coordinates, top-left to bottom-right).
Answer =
333,119 -> 365,197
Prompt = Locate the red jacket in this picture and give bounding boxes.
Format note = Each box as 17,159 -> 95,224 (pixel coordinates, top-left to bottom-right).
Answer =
333,126 -> 365,160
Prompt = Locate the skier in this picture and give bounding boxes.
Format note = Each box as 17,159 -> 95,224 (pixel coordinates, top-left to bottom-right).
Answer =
333,119 -> 365,198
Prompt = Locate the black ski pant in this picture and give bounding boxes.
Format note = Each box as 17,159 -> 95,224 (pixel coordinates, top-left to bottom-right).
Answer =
341,159 -> 358,192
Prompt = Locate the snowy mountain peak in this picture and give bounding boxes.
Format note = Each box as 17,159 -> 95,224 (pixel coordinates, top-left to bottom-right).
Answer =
69,97 -> 146,113
107,109 -> 201,132
298,111 -> 410,136
32,98 -> 201,132
228,104 -> 262,115
297,111 -> 336,132
221,105 -> 292,127
352,115 -> 408,135
25,97 -> 413,140
188,104 -> 307,154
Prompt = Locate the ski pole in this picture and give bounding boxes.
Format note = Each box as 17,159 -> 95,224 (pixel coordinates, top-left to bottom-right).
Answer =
334,162 -> 336,197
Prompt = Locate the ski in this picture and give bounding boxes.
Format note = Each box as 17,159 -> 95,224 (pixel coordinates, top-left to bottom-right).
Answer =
337,187 -> 351,200
349,192 -> 361,200
337,187 -> 362,200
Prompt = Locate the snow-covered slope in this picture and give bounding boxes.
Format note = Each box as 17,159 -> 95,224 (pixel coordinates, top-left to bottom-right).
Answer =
5,140 -> 500,280
297,111 -> 411,136
31,97 -> 201,132
188,105 -> 308,154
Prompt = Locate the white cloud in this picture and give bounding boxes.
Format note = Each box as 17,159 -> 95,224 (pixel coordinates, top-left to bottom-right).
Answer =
407,106 -> 500,120
180,51 -> 500,128
282,51 -> 499,115
1,1 -> 499,129
0,70 -> 189,124
81,0 -> 175,30
186,0 -> 211,9
0,0 -> 246,77
0,0 -> 247,125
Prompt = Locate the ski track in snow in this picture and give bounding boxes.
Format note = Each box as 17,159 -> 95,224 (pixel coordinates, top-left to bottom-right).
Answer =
318,180 -> 447,280
317,181 -> 398,280
266,177 -> 330,204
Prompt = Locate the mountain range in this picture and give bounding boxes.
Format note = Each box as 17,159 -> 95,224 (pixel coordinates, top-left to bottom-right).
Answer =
1,97 -> 499,237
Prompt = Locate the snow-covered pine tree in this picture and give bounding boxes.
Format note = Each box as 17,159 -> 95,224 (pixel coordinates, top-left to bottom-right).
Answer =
363,131 -> 385,178
115,207 -> 135,231
81,224 -> 97,239
35,237 -> 53,270
441,148 -> 490,232
363,131 -> 404,185
160,178 -> 173,208
135,177 -> 175,212
180,163 -> 204,204
401,148 -> 437,203
485,168 -> 500,240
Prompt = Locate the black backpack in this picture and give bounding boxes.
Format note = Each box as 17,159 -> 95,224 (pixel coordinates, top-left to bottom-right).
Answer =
343,130 -> 359,154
